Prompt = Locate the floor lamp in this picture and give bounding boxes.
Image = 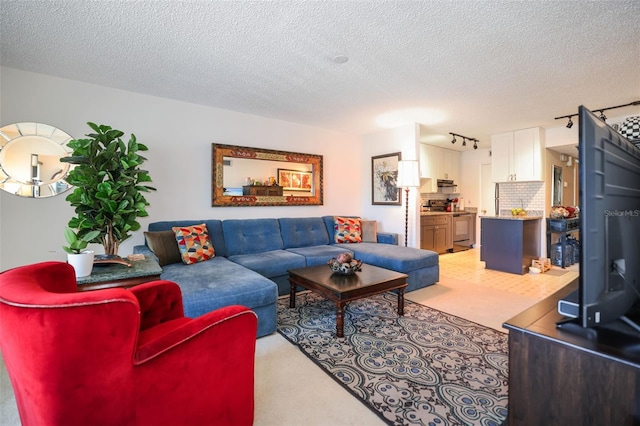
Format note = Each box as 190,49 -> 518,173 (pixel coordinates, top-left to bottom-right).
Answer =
397,160 -> 421,247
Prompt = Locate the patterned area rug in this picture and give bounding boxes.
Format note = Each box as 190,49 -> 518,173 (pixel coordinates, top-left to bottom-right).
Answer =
277,292 -> 508,426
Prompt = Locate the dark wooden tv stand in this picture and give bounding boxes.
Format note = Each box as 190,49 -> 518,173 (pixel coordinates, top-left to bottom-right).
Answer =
503,279 -> 640,425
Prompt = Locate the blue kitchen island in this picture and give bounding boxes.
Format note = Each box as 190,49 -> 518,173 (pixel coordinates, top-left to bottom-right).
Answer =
480,216 -> 542,275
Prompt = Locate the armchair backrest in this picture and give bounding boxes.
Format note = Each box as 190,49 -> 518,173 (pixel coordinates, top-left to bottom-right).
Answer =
0,262 -> 141,425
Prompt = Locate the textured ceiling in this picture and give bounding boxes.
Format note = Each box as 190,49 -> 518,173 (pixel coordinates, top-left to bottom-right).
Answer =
1,1 -> 639,150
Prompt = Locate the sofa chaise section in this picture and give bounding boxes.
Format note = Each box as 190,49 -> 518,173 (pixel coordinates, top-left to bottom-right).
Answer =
321,216 -> 439,292
345,243 -> 439,292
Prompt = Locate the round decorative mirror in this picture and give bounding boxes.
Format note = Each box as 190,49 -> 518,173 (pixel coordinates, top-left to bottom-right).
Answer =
0,122 -> 73,198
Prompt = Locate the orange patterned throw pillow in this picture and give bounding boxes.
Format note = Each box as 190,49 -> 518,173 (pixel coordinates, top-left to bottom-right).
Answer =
172,223 -> 215,265
334,217 -> 362,243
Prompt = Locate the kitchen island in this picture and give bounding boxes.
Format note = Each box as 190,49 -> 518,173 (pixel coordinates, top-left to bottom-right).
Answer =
480,216 -> 541,274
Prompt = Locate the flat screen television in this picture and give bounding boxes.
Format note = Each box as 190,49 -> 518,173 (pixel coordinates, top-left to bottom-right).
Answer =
557,106 -> 640,333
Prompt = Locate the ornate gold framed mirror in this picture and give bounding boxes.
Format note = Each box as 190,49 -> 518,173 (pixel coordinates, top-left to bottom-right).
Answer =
212,143 -> 323,207
0,122 -> 73,198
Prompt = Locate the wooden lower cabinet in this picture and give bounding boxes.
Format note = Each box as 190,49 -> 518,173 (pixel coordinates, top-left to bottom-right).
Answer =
421,215 -> 451,253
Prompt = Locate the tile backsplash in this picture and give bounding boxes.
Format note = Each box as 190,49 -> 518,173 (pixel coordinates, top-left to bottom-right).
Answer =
498,181 -> 545,216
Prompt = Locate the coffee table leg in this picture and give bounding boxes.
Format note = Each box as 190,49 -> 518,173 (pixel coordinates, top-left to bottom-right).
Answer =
398,287 -> 405,316
289,280 -> 296,308
336,303 -> 345,338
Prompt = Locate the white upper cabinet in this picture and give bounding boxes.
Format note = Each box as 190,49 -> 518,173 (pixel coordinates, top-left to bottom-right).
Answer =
491,127 -> 544,182
420,144 -> 439,179
491,132 -> 513,182
419,144 -> 461,191
442,149 -> 460,183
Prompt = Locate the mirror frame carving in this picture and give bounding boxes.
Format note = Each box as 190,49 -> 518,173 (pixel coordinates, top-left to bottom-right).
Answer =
211,143 -> 323,207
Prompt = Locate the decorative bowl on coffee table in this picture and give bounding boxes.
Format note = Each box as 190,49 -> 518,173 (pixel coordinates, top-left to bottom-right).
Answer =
327,258 -> 363,275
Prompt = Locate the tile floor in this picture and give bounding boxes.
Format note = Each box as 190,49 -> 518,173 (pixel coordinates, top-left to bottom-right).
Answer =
438,248 -> 579,299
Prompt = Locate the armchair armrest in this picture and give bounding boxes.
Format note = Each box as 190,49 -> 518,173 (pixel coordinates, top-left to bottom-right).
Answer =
129,280 -> 184,331
134,305 -> 257,364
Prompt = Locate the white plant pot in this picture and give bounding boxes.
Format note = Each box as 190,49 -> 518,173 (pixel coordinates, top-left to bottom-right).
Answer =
67,251 -> 95,278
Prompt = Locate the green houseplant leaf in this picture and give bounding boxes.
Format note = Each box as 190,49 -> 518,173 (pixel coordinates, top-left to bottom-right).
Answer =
60,122 -> 156,255
63,228 -> 101,254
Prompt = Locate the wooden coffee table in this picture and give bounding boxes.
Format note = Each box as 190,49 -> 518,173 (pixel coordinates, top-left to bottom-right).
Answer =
288,263 -> 408,337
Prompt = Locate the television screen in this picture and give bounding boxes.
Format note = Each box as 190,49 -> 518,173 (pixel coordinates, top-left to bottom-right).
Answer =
557,106 -> 640,333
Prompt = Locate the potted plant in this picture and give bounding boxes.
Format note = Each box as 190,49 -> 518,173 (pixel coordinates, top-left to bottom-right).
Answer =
60,122 -> 156,261
63,228 -> 100,277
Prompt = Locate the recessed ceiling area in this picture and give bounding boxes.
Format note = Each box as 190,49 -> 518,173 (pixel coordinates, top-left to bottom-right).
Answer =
1,1 -> 639,150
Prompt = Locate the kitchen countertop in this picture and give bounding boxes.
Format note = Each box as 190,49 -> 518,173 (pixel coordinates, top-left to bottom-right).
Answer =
420,211 -> 476,216
479,215 -> 542,221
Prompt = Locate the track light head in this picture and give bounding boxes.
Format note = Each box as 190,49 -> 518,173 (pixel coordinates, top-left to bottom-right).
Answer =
599,111 -> 607,121
449,132 -> 478,150
566,117 -> 573,129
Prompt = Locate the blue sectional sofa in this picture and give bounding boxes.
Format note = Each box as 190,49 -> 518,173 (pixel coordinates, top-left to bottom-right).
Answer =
134,216 -> 439,338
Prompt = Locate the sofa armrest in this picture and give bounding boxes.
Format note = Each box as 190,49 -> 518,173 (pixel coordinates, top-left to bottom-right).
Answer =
134,305 -> 257,364
129,281 -> 184,331
377,232 -> 398,245
133,244 -> 159,263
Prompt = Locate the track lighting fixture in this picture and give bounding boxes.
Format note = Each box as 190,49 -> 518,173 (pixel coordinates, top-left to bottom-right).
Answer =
449,132 -> 479,150
555,100 -> 640,127
566,117 -> 573,128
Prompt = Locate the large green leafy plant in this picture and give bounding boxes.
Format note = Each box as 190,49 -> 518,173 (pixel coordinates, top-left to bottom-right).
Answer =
61,122 -> 156,256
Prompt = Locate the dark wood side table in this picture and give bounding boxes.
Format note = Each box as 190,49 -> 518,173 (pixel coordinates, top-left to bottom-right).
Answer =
288,263 -> 408,338
76,255 -> 162,292
242,185 -> 283,196
503,278 -> 640,425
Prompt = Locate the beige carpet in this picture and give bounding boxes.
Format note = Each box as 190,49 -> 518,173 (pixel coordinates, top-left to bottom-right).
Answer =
0,249 -> 578,425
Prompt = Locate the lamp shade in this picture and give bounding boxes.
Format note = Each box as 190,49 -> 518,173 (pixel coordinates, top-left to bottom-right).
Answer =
397,160 -> 420,188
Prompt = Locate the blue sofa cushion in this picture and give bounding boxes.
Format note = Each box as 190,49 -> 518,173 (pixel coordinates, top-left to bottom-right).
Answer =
279,217 -> 330,248
228,249 -> 306,278
222,219 -> 283,256
345,243 -> 439,273
148,220 -> 227,257
286,245 -> 353,267
158,257 -> 277,316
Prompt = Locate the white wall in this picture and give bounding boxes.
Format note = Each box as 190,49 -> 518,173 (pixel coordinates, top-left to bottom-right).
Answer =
360,123 -> 420,247
0,67 -> 361,270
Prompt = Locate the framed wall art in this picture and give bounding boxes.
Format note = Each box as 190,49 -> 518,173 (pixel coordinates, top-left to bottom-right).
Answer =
371,152 -> 401,205
277,168 -> 313,191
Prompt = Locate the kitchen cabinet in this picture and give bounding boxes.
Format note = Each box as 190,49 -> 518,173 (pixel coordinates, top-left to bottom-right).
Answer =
491,127 -> 544,182
421,215 -> 452,254
442,149 -> 460,182
419,144 -> 461,191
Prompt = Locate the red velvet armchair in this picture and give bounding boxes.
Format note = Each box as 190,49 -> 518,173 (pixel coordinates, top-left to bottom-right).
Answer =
0,261 -> 257,426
